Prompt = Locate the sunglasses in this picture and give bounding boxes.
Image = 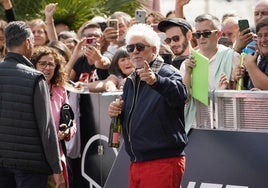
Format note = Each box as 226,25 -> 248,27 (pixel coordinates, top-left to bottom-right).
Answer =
164,35 -> 180,44
126,43 -> 150,53
192,30 -> 218,39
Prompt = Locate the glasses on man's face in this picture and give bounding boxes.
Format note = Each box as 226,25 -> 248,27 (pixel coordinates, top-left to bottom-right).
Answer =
37,61 -> 56,69
192,30 -> 218,39
126,43 -> 150,53
164,35 -> 180,44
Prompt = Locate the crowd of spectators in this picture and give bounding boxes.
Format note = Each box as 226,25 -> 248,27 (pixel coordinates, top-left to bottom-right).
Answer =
0,0 -> 268,187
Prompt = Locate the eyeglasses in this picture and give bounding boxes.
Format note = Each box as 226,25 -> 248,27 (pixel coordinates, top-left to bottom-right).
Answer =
37,61 -> 56,69
126,43 -> 150,53
192,30 -> 218,39
164,35 -> 180,44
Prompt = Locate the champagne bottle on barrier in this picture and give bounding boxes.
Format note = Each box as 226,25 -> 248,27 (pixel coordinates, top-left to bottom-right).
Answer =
108,98 -> 122,148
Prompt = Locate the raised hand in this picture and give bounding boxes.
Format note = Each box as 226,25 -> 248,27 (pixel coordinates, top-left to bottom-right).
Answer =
176,0 -> 191,6
45,3 -> 57,20
136,61 -> 157,85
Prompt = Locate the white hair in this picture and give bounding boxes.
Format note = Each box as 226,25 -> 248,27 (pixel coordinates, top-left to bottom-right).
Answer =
125,23 -> 161,54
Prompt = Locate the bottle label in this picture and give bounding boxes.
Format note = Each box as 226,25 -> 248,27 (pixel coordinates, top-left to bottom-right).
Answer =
112,132 -> 120,144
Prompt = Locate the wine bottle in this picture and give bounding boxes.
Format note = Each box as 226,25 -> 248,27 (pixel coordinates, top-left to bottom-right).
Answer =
108,99 -> 121,148
236,53 -> 245,90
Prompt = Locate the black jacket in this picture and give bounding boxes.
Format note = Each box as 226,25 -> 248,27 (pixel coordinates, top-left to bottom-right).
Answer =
121,56 -> 188,162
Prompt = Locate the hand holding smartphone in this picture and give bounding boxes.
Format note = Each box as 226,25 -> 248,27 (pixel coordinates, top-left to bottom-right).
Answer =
107,19 -> 119,40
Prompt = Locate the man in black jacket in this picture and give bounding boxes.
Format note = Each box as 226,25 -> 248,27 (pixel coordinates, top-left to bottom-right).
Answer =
108,23 -> 188,188
0,21 -> 64,188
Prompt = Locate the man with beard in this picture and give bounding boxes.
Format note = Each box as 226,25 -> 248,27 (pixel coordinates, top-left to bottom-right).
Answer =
158,17 -> 193,69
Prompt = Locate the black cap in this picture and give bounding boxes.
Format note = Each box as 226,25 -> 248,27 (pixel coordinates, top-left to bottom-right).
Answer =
158,18 -> 192,32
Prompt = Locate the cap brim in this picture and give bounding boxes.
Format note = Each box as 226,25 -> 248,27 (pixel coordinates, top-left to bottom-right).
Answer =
158,19 -> 192,32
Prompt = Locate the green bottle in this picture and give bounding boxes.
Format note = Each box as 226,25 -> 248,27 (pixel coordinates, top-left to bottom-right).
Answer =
108,99 -> 121,148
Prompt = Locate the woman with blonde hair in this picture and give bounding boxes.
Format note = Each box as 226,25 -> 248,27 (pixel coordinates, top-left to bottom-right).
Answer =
28,18 -> 49,47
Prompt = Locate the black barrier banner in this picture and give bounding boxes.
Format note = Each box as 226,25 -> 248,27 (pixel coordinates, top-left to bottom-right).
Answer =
105,128 -> 268,188
183,128 -> 268,188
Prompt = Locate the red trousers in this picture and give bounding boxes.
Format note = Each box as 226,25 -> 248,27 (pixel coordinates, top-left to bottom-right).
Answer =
129,156 -> 186,188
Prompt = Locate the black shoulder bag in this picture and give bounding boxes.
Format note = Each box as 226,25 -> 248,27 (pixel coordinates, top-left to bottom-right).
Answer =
59,103 -> 74,156
59,103 -> 74,131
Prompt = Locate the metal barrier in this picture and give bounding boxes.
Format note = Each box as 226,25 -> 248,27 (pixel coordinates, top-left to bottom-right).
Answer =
65,90 -> 268,187
193,90 -> 268,131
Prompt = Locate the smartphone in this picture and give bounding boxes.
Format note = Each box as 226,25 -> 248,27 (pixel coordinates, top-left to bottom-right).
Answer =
86,37 -> 97,46
238,19 -> 250,33
108,19 -> 118,30
135,10 -> 146,23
